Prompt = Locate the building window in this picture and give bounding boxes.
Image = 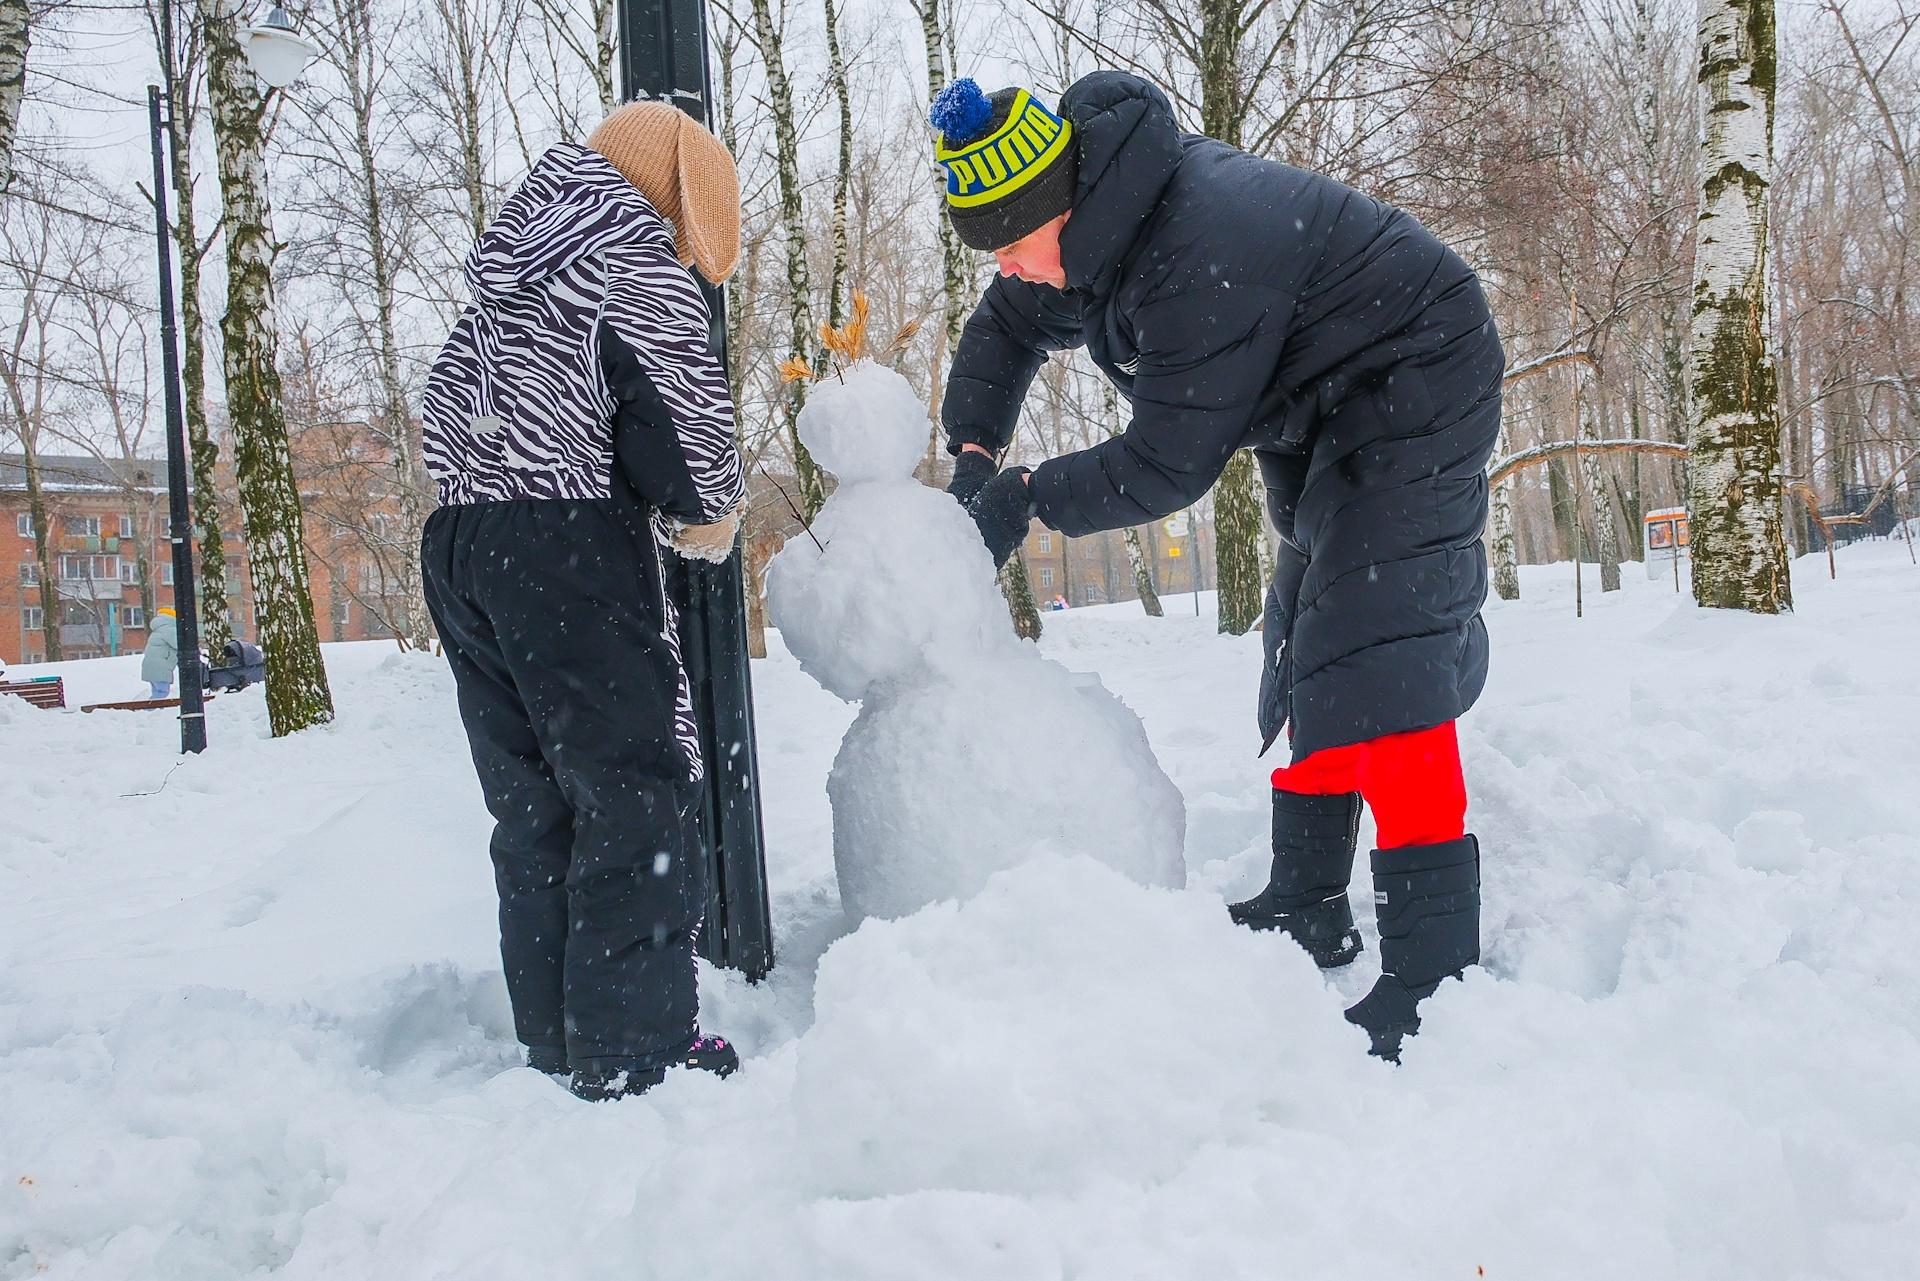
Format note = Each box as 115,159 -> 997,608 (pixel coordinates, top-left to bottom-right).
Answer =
334,600 -> 351,631
119,559 -> 138,584
1038,567 -> 1055,588
18,562 -> 37,586
120,514 -> 135,539
162,562 -> 174,585
1035,532 -> 1053,552
60,554 -> 117,581
125,605 -> 146,629
16,512 -> 32,538
64,515 -> 102,539
1084,585 -> 1102,604
23,606 -> 44,630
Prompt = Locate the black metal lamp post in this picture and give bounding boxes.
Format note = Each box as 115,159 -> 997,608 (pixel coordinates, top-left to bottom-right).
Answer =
617,0 -> 775,979
148,0 -> 205,754
146,3 -> 317,754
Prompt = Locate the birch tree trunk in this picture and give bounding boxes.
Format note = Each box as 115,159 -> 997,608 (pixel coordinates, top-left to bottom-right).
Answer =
159,16 -> 236,653
1580,399 -> 1624,591
3,214 -> 64,660
1124,527 -> 1163,616
1491,404 -> 1521,599
200,0 -> 334,732
422,0 -> 496,244
748,0 -> 824,517
913,0 -> 972,466
822,0 -> 851,331
1104,385 -> 1163,616
1194,0 -> 1263,635
592,0 -> 615,115
1686,0 -> 1790,612
17,436 -> 59,661
1000,552 -> 1042,641
1213,453 -> 1263,633
530,0 -> 616,119
715,13 -> 751,399
0,0 -> 27,198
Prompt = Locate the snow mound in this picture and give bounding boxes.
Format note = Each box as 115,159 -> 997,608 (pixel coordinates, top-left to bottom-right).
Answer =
6,537 -> 1920,1279
795,856 -> 1355,1197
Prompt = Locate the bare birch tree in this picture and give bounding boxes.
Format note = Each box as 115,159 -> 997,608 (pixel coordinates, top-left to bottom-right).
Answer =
0,197 -> 68,659
57,260 -> 162,624
290,0 -> 433,648
0,0 -> 28,198
199,0 -> 334,731
1104,382 -> 1163,615
821,0 -> 851,331
909,0 -> 972,461
746,0 -> 825,517
1687,0 -> 1791,611
527,0 -> 615,123
148,0 -> 236,652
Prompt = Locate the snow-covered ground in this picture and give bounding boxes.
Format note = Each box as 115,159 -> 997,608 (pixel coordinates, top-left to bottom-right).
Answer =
3,543 -> 1917,1279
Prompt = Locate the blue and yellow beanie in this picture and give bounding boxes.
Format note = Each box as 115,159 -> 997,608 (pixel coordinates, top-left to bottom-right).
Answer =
929,79 -> 1076,251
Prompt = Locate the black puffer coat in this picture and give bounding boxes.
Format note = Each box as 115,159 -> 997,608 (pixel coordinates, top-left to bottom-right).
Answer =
941,71 -> 1504,761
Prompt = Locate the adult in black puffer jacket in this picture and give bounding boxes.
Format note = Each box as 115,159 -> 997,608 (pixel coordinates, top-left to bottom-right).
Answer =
931,72 -> 1502,1060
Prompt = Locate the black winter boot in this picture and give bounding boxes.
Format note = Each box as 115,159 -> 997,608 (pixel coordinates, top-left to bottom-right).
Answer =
1345,836 -> 1480,1061
569,1033 -> 740,1101
527,1045 -> 569,1077
1229,790 -> 1365,969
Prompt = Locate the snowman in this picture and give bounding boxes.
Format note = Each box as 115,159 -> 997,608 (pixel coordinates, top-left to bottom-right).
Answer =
765,358 -> 1186,921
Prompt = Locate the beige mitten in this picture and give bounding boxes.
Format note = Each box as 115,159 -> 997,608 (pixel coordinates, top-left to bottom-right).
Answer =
671,506 -> 742,563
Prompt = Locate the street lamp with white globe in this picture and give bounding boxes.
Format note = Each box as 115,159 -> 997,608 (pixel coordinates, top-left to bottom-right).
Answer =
240,6 -> 322,90
145,1 -> 321,753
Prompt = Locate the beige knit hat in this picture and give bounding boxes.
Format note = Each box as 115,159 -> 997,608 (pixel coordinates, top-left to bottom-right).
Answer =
587,102 -> 741,284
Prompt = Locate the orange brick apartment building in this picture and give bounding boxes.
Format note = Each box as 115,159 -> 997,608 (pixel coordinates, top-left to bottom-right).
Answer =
3,453 -> 411,666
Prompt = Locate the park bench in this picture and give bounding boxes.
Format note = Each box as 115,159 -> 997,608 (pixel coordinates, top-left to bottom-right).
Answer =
80,694 -> 217,714
0,676 -> 67,710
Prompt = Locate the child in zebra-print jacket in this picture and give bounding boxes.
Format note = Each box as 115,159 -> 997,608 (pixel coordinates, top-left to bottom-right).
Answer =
419,104 -> 747,1101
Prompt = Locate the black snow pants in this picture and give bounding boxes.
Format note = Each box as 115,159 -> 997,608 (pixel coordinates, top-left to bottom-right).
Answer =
421,492 -> 704,1073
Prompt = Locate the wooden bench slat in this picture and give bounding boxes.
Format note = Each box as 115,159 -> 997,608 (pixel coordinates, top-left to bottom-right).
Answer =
80,695 -> 216,713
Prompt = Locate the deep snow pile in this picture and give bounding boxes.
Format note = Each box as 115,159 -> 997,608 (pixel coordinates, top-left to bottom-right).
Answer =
764,361 -> 1184,918
2,542 -> 1918,1280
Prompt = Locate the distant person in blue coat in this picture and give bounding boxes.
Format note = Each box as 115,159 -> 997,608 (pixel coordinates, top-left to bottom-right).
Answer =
141,608 -> 178,699
930,72 -> 1502,1060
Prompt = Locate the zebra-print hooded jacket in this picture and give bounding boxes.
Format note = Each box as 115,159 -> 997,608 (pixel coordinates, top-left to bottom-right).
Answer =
421,142 -> 746,781
421,141 -> 744,520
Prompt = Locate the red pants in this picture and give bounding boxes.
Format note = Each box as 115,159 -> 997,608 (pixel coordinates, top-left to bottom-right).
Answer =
1271,721 -> 1466,850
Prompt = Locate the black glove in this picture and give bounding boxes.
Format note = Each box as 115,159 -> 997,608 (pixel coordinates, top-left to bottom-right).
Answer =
946,448 -> 997,505
967,467 -> 1035,568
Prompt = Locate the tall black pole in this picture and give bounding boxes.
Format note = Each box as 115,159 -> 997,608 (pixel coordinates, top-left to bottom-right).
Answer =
617,0 -> 774,979
149,0 -> 206,753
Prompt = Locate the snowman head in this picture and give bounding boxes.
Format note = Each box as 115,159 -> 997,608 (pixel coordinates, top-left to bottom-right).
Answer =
795,362 -> 930,485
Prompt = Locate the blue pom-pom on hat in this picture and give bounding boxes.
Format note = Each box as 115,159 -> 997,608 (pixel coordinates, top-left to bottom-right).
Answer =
928,78 -> 995,144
